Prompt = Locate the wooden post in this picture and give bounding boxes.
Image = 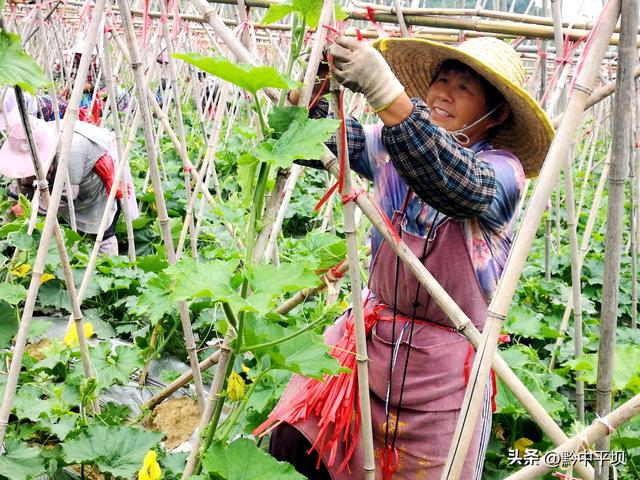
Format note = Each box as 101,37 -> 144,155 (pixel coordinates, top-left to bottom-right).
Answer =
0,0 -> 107,447
115,0 -> 206,411
595,1 -> 638,479
440,3 -> 621,478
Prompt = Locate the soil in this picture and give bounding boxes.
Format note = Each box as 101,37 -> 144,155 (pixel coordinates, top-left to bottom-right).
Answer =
68,464 -> 104,479
150,397 -> 200,449
25,339 -> 51,361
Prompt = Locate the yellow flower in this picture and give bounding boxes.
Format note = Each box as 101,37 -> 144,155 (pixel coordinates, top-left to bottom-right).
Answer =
227,371 -> 245,402
514,437 -> 534,457
40,273 -> 56,285
11,264 -> 31,278
63,322 -> 94,347
138,450 -> 161,480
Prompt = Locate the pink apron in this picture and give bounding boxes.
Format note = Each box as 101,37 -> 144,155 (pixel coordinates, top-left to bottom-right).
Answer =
269,203 -> 490,479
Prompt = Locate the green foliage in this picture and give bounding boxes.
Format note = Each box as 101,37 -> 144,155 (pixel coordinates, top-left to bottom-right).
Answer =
61,425 -> 163,477
173,54 -> 296,95
0,31 -> 49,93
0,440 -> 45,480
201,438 -> 305,480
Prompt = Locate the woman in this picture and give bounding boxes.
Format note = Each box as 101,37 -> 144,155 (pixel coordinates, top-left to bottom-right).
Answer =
0,116 -> 139,255
260,37 -> 553,479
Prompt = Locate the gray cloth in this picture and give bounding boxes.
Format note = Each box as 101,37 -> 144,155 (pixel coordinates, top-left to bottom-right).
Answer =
59,122 -> 117,234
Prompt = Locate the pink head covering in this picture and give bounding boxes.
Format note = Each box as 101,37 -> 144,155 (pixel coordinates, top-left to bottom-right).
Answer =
0,116 -> 57,178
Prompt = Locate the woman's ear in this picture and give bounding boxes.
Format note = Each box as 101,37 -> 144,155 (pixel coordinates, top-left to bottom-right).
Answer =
494,103 -> 511,126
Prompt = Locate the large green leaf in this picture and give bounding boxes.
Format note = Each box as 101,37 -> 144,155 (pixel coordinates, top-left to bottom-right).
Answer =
262,3 -> 296,24
256,117 -> 339,170
0,440 -> 45,480
61,425 -> 163,478
0,300 -> 18,348
0,282 -> 26,305
292,0 -> 323,26
135,272 -> 175,323
173,54 -> 296,95
202,438 -> 305,480
167,257 -> 240,302
71,343 -> 144,392
0,31 -> 49,94
566,344 -> 640,393
244,263 -> 317,312
269,330 -> 345,379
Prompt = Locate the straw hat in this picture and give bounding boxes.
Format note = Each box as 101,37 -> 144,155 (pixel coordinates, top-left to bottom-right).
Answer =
373,37 -> 554,178
0,116 -> 57,178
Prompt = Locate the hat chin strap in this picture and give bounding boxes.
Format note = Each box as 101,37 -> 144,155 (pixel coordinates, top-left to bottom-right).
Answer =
450,104 -> 501,146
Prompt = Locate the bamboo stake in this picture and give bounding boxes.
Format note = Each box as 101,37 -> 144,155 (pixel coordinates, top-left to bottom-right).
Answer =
595,2 -> 637,478
329,84 -> 374,478
317,150 -> 595,480
115,0 -> 206,412
563,153 -> 585,423
441,3 -> 621,478
102,25 -> 137,262
0,0 -> 107,447
142,350 -> 222,411
157,0 -> 198,260
632,87 -> 640,330
176,83 -> 231,259
182,331 -> 234,478
506,393 -> 640,480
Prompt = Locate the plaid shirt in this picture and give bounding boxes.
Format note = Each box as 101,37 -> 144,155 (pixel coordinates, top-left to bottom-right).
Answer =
304,97 -> 525,300
308,97 -> 495,218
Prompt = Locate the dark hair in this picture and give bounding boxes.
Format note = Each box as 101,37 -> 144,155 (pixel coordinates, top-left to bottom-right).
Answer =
434,59 -> 508,119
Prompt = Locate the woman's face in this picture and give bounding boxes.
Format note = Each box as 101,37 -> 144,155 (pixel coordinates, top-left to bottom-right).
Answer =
425,67 -> 502,146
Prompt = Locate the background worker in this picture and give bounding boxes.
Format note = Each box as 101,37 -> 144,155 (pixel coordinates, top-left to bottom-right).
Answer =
261,36 -> 553,479
0,116 -> 138,255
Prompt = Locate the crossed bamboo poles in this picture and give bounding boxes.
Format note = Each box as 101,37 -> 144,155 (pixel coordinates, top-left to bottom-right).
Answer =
1,0 -> 640,480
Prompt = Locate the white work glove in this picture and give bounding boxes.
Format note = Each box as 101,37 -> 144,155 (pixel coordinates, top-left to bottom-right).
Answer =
328,36 -> 405,112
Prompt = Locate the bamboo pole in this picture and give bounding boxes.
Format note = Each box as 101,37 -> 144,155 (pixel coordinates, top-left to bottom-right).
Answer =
329,84 -> 374,478
101,24 -> 137,262
157,0 -> 198,260
595,2 -> 637,478
563,153 -> 585,423
115,0 -> 206,412
182,331 -> 235,478
506,393 -> 640,480
142,350 -> 222,411
632,87 -> 640,330
0,0 -> 107,447
441,3 -> 621,478
176,83 -> 230,259
317,150 -> 595,480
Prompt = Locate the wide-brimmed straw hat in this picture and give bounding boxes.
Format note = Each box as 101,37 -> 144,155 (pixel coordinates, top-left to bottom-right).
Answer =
373,36 -> 554,178
0,116 -> 57,178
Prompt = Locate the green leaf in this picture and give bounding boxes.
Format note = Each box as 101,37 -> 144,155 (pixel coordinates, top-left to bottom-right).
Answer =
0,282 -> 26,305
292,0 -> 323,27
135,272 -> 175,323
268,106 -> 309,134
167,257 -> 240,303
334,3 -> 349,21
202,438 -> 305,480
270,330 -> 344,378
258,117 -> 339,169
72,343 -> 144,392
262,3 -> 296,24
0,300 -> 18,348
61,425 -> 163,478
173,54 -> 296,95
14,385 -> 57,421
0,32 -> 49,94
244,263 -> 318,313
0,440 -> 45,480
